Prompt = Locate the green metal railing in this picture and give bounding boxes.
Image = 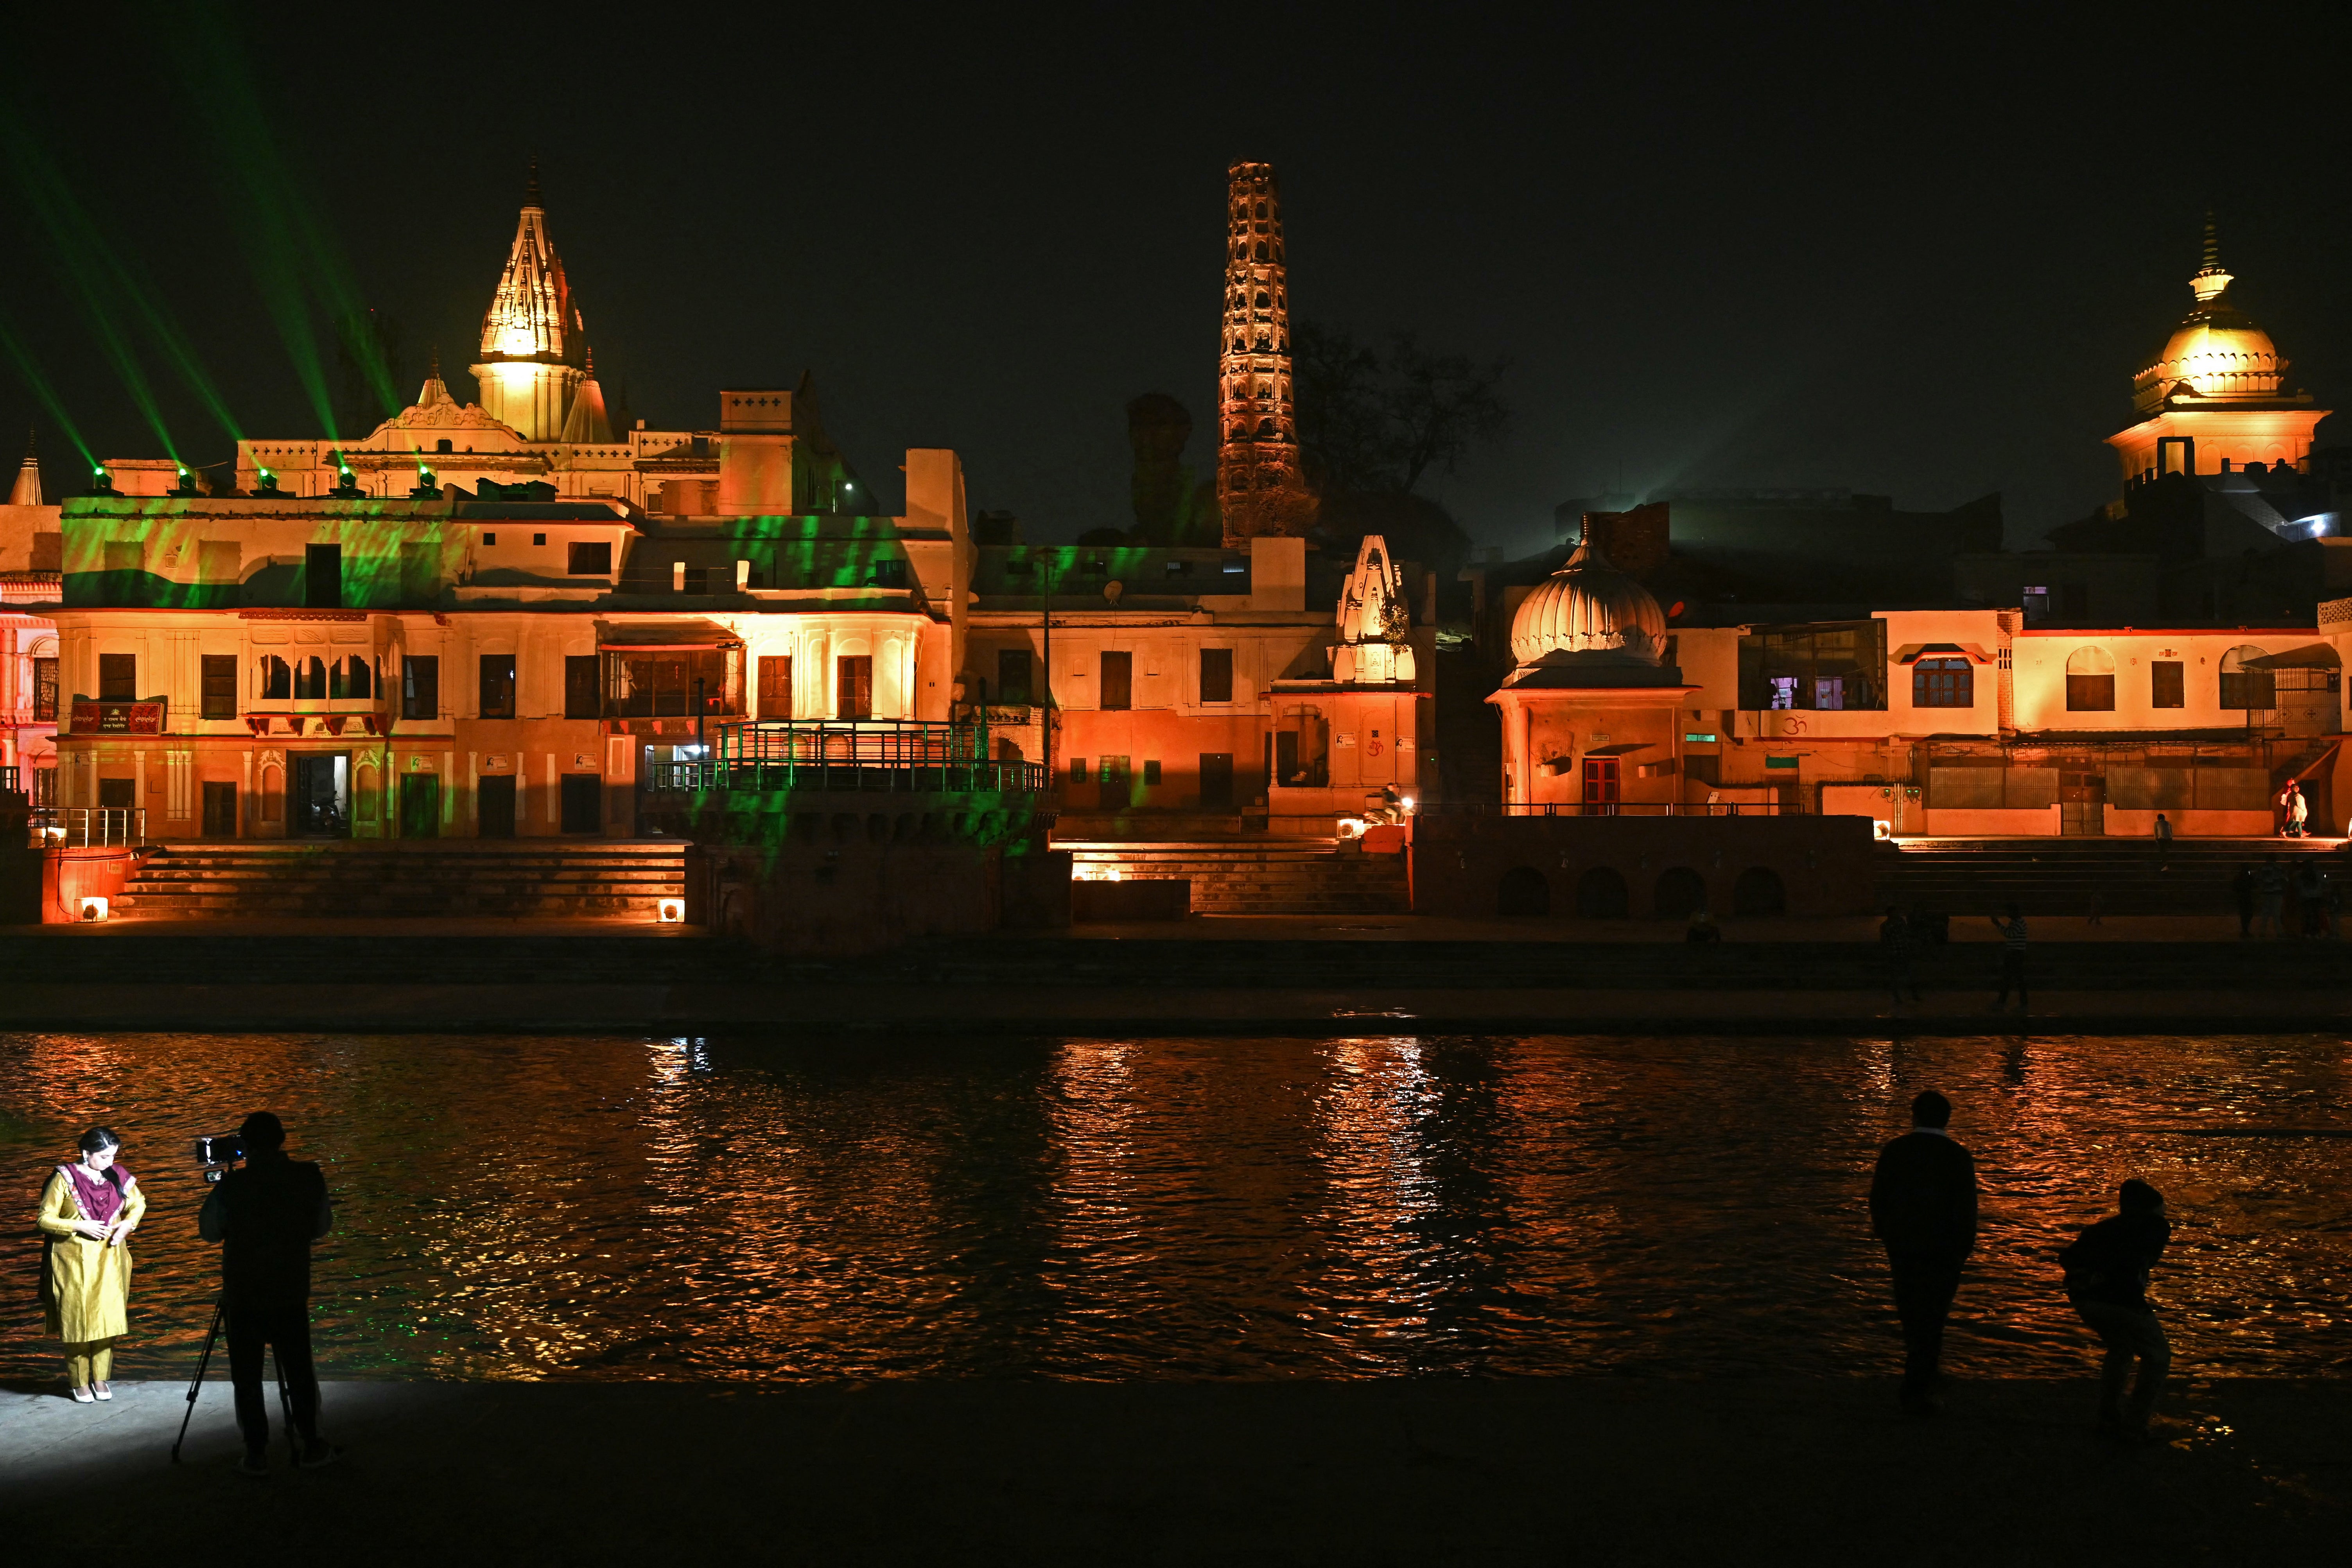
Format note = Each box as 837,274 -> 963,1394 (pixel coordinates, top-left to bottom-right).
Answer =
652,719 -> 1044,797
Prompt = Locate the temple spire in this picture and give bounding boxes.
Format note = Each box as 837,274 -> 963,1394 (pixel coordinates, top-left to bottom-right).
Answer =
2191,210 -> 2232,303
472,166 -> 586,440
7,427 -> 38,507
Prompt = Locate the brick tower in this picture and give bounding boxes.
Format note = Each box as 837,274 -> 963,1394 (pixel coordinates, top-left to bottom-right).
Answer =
1217,161 -> 1315,545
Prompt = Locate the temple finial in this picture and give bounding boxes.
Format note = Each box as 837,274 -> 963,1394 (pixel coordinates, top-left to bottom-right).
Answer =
429,346 -> 440,379
2189,210 -> 2232,304
525,153 -> 542,206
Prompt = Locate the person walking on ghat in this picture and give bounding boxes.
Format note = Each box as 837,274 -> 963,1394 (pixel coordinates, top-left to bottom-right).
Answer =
1878,906 -> 1921,1008
198,1111 -> 338,1475
1869,1091 -> 1979,1415
2060,1179 -> 2172,1440
1988,903 -> 2030,1013
36,1127 -> 145,1403
2281,782 -> 2309,838
2254,859 -> 2287,940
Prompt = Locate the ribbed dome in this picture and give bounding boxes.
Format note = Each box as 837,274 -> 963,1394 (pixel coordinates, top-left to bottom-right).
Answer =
2131,225 -> 2288,413
1508,539 -> 1667,667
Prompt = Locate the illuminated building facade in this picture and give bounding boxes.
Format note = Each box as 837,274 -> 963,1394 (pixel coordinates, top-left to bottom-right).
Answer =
30,444 -> 969,841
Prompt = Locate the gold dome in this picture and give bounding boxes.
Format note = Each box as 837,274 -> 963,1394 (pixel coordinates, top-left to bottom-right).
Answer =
2131,222 -> 2287,413
1508,538 -> 1666,667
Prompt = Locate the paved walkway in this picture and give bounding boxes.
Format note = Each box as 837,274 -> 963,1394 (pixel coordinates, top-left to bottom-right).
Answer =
2,1377 -> 2340,1561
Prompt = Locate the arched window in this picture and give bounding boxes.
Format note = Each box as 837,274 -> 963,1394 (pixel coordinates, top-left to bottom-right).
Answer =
2065,646 -> 2115,711
294,656 -> 328,700
330,656 -> 373,700
1913,657 -> 1973,708
259,655 -> 291,700
2219,645 -> 2275,710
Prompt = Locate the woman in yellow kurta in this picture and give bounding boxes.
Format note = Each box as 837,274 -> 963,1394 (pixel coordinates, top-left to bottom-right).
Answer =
37,1127 -> 146,1403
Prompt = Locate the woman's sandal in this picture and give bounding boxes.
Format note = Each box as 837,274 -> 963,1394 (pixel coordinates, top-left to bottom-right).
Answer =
92,1382 -> 112,1400
70,1385 -> 95,1404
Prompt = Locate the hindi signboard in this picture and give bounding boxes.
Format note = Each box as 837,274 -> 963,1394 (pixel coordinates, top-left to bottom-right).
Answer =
69,700 -> 167,735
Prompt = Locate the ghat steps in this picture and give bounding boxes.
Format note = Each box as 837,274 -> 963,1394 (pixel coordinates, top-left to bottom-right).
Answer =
1060,839 -> 1411,915
1874,838 -> 2347,917
112,840 -> 686,920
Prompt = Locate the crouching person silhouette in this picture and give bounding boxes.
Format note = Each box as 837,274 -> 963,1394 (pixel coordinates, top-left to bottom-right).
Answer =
198,1111 -> 338,1475
2060,1179 -> 2172,1441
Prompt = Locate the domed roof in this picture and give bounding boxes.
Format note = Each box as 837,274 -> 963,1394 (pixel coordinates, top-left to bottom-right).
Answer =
2132,223 -> 2288,413
1508,538 -> 1667,667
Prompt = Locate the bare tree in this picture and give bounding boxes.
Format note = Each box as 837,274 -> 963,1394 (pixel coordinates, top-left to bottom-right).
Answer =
1293,321 -> 1508,497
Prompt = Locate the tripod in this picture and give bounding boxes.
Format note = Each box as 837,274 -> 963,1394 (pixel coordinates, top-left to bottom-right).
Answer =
171,1290 -> 300,1466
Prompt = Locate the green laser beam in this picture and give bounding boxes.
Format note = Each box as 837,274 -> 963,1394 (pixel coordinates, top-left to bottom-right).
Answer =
0,309 -> 97,470
160,1 -> 404,440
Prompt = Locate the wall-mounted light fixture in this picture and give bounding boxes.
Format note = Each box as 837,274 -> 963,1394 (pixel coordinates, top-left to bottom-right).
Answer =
656,898 -> 685,923
79,896 -> 109,922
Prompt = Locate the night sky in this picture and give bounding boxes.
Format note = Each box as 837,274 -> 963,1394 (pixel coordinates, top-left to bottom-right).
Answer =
5,4 -> 2349,554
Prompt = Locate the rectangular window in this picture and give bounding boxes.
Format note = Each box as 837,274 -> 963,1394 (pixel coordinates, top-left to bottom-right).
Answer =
564,655 -> 601,719
99,778 -> 135,809
1737,621 -> 1887,711
2065,674 -> 2116,711
758,655 -> 793,718
1100,650 -> 1132,710
1143,759 -> 1162,785
533,533 -> 547,547
568,541 -> 612,576
868,558 -> 906,588
836,655 -> 873,720
402,655 -> 440,719
99,653 -> 136,701
1200,648 -> 1233,703
33,657 -> 57,721
304,544 -> 343,608
997,649 -> 1033,706
479,654 -> 517,719
201,655 -> 238,719
604,649 -> 735,717
1070,757 -> 1087,784
1912,658 -> 1974,708
2151,660 -> 2185,708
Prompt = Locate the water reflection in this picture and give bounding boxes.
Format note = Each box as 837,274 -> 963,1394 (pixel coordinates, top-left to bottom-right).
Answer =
2,1032 -> 2346,1382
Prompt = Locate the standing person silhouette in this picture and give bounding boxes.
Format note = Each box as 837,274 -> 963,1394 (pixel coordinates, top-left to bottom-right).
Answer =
2061,1180 -> 2172,1440
1988,904 -> 2030,1013
197,1111 -> 338,1475
1869,1090 -> 1979,1416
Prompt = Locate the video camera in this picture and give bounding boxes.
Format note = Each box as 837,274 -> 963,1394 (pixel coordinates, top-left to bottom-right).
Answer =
193,1133 -> 244,1182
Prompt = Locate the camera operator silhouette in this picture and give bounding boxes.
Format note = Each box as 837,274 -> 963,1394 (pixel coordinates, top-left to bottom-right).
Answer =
197,1111 -> 338,1474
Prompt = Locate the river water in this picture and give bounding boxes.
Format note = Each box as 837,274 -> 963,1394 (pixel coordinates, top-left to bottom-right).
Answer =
3,1032 -> 2347,1383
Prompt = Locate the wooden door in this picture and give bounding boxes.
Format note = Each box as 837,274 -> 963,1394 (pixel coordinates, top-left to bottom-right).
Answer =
1199,753 -> 1234,810
201,782 -> 237,838
2060,770 -> 2104,835
1581,756 -> 1620,815
399,774 -> 441,839
479,775 -> 517,838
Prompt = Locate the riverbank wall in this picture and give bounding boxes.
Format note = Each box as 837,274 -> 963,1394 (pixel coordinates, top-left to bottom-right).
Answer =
0,923 -> 2345,1033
